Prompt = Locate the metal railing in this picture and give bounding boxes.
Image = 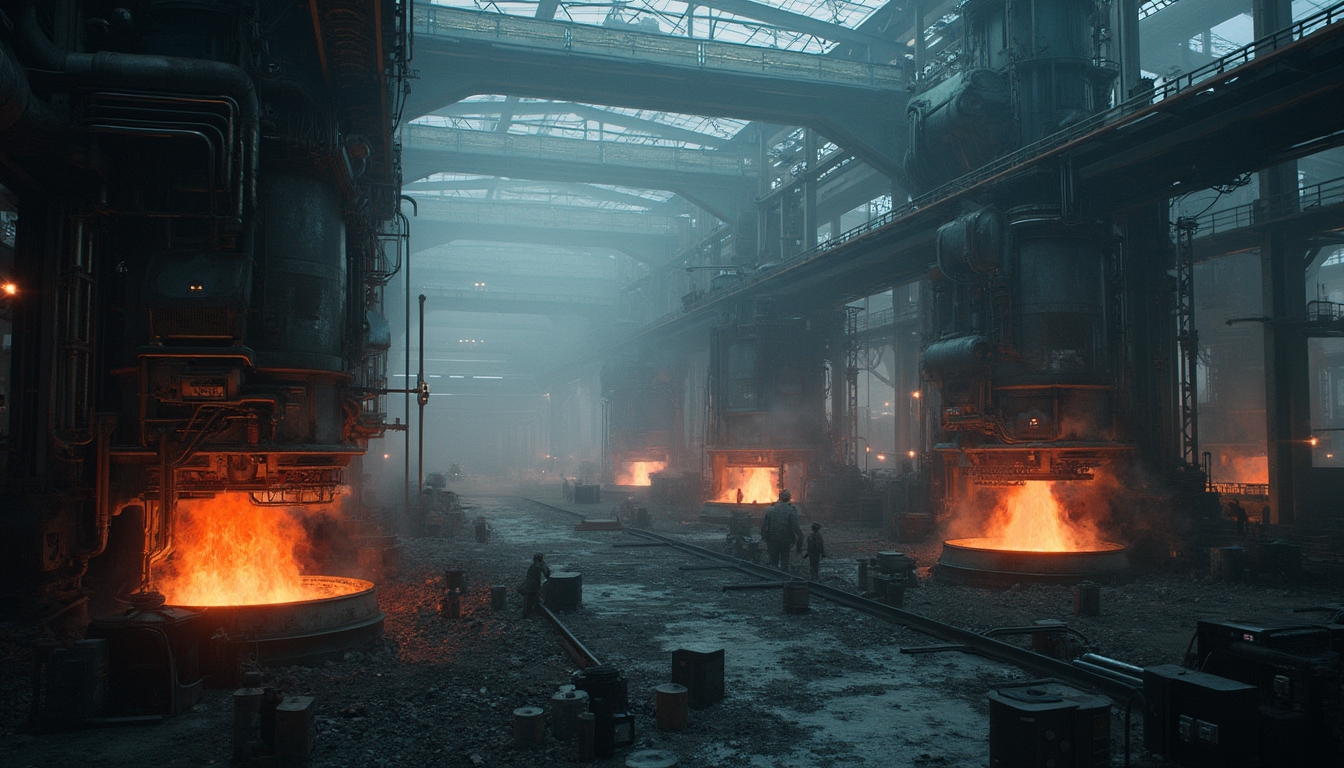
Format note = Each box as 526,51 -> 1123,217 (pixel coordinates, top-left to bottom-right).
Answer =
1192,175 -> 1344,239
412,195 -> 689,235
636,1 -> 1344,335
421,285 -> 617,308
413,5 -> 908,91
1210,482 -> 1270,497
404,123 -> 758,177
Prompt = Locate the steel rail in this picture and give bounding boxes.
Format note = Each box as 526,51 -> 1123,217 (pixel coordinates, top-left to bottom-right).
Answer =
520,497 -> 1137,700
539,604 -> 603,669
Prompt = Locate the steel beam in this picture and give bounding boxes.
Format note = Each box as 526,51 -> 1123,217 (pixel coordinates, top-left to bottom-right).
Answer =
408,6 -> 910,177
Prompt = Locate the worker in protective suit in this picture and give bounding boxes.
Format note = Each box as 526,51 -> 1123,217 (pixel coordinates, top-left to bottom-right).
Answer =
760,489 -> 803,571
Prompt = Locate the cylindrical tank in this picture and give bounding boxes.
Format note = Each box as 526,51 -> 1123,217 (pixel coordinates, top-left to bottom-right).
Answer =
960,0 -> 1115,144
905,69 -> 1013,190
254,171 -> 347,372
1010,208 -> 1108,382
997,207 -> 1113,440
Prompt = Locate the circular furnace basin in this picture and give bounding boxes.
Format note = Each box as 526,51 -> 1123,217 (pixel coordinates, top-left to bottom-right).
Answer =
937,538 -> 1129,587
171,576 -> 384,669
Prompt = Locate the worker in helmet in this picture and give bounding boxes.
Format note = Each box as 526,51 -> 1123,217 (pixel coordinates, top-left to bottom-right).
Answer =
759,489 -> 803,571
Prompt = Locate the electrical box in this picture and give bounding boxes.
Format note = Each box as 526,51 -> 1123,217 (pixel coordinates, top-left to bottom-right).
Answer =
987,679 -> 1110,768
1143,664 -> 1259,768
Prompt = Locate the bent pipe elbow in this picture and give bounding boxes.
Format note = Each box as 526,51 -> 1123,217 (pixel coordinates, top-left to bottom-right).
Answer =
17,6 -> 259,213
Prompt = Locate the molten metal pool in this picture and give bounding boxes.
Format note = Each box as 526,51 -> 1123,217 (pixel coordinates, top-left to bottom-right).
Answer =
169,576 -> 384,672
937,538 -> 1129,586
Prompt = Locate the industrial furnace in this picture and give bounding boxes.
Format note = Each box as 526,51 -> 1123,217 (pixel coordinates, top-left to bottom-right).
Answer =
0,0 -> 409,700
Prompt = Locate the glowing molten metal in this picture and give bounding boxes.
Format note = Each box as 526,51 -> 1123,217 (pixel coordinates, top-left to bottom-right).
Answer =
714,467 -> 778,504
615,461 -> 666,486
159,493 -> 312,606
980,481 -> 1103,552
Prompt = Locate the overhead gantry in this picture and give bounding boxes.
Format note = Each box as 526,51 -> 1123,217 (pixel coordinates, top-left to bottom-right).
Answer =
407,5 -> 911,178
411,195 -> 691,262
401,123 -> 758,220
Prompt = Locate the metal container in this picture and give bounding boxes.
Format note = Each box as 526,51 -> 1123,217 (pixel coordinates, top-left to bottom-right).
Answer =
573,665 -> 630,758
87,602 -> 204,717
577,712 -> 596,762
988,679 -> 1111,768
172,576 -> 384,675
550,689 -> 590,741
1074,582 -> 1101,616
443,568 -> 467,593
545,572 -> 583,612
654,684 -> 688,731
255,171 -> 347,372
875,551 -> 915,574
671,648 -> 724,710
512,706 -> 545,747
937,539 -> 1129,585
782,581 -> 809,614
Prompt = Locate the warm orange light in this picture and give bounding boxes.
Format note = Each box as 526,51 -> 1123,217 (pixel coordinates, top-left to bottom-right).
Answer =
1,282 -> 16,296
877,454 -> 886,461
911,390 -> 921,399
158,493 -> 313,606
715,467 -> 778,504
615,460 -> 666,486
979,482 -> 1103,553
907,450 -> 917,458
383,453 -> 391,459
1309,436 -> 1320,447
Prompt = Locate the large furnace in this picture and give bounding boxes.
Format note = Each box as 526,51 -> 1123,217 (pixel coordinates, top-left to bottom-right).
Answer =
602,358 -> 683,488
705,316 -> 830,506
909,0 -> 1138,579
0,0 -> 408,673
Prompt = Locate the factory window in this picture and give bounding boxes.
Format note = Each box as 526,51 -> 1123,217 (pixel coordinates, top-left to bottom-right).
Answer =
1309,338 -> 1344,467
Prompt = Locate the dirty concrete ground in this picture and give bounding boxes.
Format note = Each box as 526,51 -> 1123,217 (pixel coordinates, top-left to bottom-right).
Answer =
1,488 -> 1341,767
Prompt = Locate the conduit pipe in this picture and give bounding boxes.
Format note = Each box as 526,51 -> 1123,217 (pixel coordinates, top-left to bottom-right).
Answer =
14,6 -> 259,217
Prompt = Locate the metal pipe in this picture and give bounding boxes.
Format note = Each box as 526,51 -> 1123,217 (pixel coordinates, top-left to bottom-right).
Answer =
15,6 -> 259,219
1070,659 -> 1143,688
1080,652 -> 1144,678
417,293 -> 426,528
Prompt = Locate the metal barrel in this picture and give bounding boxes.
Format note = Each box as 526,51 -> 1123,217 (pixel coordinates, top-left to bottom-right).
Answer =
654,684 -> 688,731
551,689 -> 589,741
512,706 -> 545,747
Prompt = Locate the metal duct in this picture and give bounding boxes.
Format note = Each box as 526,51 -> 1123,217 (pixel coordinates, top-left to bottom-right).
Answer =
922,336 -> 994,379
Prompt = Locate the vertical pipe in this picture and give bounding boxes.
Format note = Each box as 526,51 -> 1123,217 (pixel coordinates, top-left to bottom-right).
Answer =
417,293 -> 426,526
403,212 -> 412,529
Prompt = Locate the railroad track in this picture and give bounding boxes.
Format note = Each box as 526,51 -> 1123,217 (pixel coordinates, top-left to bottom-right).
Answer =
519,497 -> 1140,702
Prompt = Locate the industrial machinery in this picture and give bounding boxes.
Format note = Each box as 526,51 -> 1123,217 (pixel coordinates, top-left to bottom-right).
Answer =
915,0 -> 1129,498
601,357 -> 684,488
704,314 -> 830,506
0,0 -> 409,649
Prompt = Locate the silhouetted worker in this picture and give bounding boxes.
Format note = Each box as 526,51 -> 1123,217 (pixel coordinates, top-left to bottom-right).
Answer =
474,516 -> 492,544
760,490 -> 803,571
736,488 -> 744,505
1229,499 -> 1248,536
519,553 -> 550,617
615,495 -> 637,523
804,522 -> 826,581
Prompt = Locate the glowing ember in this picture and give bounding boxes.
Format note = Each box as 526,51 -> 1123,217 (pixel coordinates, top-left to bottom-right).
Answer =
714,467 -> 778,504
159,493 -> 312,606
980,482 -> 1103,552
615,461 -> 666,486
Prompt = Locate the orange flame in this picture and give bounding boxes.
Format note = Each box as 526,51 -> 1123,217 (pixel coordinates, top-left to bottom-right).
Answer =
980,482 -> 1103,552
159,493 -> 312,606
615,461 -> 666,486
714,467 -> 778,504
1219,454 -> 1268,484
